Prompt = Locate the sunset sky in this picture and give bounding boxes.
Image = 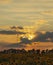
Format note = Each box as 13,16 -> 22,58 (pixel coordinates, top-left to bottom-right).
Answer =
0,0 -> 53,51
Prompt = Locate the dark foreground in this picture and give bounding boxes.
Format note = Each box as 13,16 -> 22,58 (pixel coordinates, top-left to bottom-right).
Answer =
0,49 -> 53,65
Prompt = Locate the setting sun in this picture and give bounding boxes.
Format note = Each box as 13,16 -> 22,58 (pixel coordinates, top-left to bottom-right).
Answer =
27,34 -> 35,40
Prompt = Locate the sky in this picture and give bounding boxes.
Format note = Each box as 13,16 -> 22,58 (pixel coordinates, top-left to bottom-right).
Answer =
0,0 -> 53,51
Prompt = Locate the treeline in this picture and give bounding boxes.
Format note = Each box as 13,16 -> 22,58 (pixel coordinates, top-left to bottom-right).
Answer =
0,49 -> 53,65
0,49 -> 53,54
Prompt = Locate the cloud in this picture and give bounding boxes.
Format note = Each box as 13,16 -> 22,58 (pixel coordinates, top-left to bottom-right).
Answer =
10,26 -> 17,29
32,32 -> 53,42
5,37 -> 32,48
10,26 -> 23,29
0,0 -> 53,28
20,37 -> 31,44
0,31 -> 53,50
18,26 -> 23,29
0,30 -> 26,35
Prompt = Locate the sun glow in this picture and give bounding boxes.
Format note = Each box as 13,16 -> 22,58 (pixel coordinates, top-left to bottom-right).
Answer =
20,34 -> 35,40
28,34 -> 35,40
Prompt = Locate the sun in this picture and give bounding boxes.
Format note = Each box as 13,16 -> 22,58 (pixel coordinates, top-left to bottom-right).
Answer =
28,34 -> 35,40
20,33 -> 35,40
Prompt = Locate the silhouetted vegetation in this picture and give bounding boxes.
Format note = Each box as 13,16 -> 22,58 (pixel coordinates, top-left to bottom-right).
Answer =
0,49 -> 53,65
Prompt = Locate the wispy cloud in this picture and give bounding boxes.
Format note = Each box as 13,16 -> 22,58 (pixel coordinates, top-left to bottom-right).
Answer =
0,0 -> 53,30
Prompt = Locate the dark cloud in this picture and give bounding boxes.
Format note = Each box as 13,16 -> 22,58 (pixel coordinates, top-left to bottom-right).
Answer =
20,37 -> 31,44
10,26 -> 17,29
18,26 -> 23,29
19,32 -> 53,43
0,30 -> 26,35
10,26 -> 23,30
32,32 -> 53,42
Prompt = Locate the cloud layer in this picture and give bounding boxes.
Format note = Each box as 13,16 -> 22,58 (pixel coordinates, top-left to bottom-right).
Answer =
0,30 -> 26,35
0,0 -> 53,31
0,31 -> 53,51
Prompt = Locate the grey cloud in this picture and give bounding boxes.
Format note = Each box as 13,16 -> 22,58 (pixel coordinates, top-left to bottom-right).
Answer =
0,30 -> 26,35
10,26 -> 23,29
20,37 -> 31,44
18,26 -> 23,29
32,32 -> 53,42
10,26 -> 17,29
19,31 -> 53,43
